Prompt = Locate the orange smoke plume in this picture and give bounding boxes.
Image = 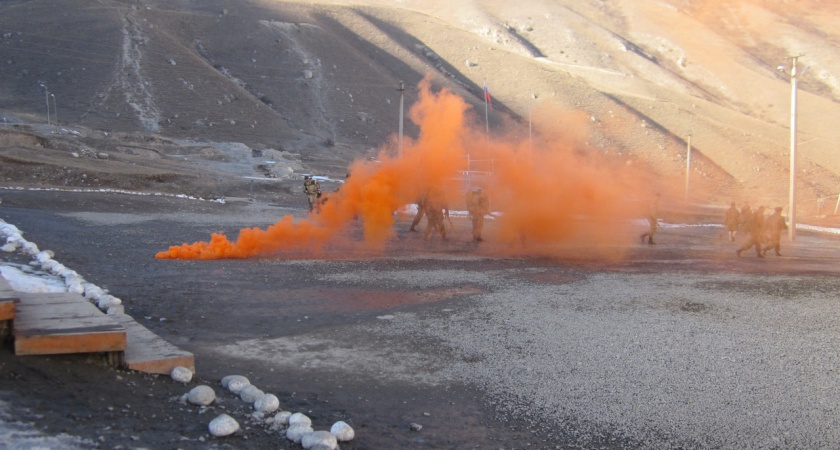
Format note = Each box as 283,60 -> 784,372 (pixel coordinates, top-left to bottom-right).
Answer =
156,76 -> 660,260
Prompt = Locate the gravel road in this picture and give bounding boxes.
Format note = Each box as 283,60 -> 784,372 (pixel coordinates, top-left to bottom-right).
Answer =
2,189 -> 840,449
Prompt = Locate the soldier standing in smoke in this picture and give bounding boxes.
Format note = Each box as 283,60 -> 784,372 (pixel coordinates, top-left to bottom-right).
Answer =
409,190 -> 428,232
762,206 -> 788,256
423,193 -> 449,241
739,201 -> 753,235
724,202 -> 741,242
736,205 -> 766,257
303,176 -> 321,213
639,193 -> 661,245
465,187 -> 490,242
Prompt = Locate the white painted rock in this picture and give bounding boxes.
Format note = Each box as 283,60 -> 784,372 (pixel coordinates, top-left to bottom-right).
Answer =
225,375 -> 250,394
239,384 -> 264,403
187,385 -> 216,406
274,411 -> 292,425
286,423 -> 314,443
310,444 -> 336,450
170,366 -> 193,383
208,414 -> 239,437
97,295 -> 121,310
331,421 -> 355,441
254,393 -> 279,413
289,412 -> 312,427
220,375 -> 236,388
301,430 -> 338,449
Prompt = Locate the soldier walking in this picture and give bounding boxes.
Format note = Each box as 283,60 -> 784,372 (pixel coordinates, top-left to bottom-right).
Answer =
762,207 -> 788,256
303,176 -> 321,213
724,202 -> 741,242
736,205 -> 766,257
409,191 -> 428,232
465,187 -> 490,242
423,193 -> 448,241
739,201 -> 753,235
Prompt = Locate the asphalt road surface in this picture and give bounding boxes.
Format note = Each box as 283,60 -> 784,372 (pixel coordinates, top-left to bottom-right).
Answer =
2,189 -> 840,449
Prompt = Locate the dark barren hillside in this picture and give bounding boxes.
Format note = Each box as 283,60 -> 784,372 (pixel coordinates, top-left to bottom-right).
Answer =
2,0 -> 840,214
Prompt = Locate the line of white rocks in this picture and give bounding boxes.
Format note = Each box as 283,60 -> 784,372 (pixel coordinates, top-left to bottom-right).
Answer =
173,371 -> 354,449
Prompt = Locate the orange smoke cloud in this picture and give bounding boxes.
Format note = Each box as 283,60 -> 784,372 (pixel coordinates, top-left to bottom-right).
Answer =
156,76 -> 661,260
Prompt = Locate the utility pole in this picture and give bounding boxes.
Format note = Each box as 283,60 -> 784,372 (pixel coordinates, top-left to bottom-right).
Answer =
397,81 -> 405,158
50,94 -> 57,126
779,55 -> 805,240
40,84 -> 50,125
685,131 -> 692,202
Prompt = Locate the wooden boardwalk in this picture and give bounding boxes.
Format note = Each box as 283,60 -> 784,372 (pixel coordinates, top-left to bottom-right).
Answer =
0,275 -> 17,320
13,292 -> 126,355
1,274 -> 194,375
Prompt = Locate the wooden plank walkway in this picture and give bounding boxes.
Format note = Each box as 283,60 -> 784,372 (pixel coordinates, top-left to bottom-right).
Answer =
12,292 -> 126,355
111,313 -> 195,374
0,275 -> 17,321
2,272 -> 196,374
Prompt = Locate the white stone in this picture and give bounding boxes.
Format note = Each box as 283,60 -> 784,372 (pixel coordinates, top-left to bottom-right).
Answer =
239,384 -> 264,403
170,366 -> 193,383
187,385 -> 216,406
226,375 -> 250,394
286,423 -> 313,443
220,375 -> 235,388
310,444 -> 336,450
106,304 -> 124,315
208,414 -> 239,437
301,430 -> 338,449
274,411 -> 292,425
254,393 -> 279,413
331,421 -> 355,441
97,295 -> 121,310
289,412 -> 312,427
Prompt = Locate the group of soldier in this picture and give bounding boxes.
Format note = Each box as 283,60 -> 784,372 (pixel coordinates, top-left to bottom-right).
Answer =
725,201 -> 789,258
408,187 -> 490,242
303,175 -> 491,242
304,177 -> 791,256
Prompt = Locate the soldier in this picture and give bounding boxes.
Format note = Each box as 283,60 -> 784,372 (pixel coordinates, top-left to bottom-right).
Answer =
724,202 -> 741,242
639,193 -> 661,245
423,193 -> 448,241
762,206 -> 788,256
465,187 -> 490,242
409,191 -> 428,232
739,201 -> 753,235
302,176 -> 321,213
736,205 -> 766,257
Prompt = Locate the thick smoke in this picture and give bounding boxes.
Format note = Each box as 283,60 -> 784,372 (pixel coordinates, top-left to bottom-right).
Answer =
156,77 -> 660,260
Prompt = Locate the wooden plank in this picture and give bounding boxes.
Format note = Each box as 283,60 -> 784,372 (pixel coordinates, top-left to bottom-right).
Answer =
13,292 -> 126,355
111,314 -> 195,375
0,299 -> 15,321
0,276 -> 19,320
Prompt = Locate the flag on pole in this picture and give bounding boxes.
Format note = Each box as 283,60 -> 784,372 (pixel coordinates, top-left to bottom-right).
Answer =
484,80 -> 493,110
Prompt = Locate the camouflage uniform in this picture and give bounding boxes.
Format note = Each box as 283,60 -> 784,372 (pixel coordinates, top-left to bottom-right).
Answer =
762,207 -> 788,256
409,193 -> 428,232
724,202 -> 741,241
303,177 -> 321,213
737,206 -> 766,257
465,188 -> 490,242
423,194 -> 448,241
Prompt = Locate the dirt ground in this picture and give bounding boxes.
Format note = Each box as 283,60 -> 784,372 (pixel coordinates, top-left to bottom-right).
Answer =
2,186 -> 840,449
